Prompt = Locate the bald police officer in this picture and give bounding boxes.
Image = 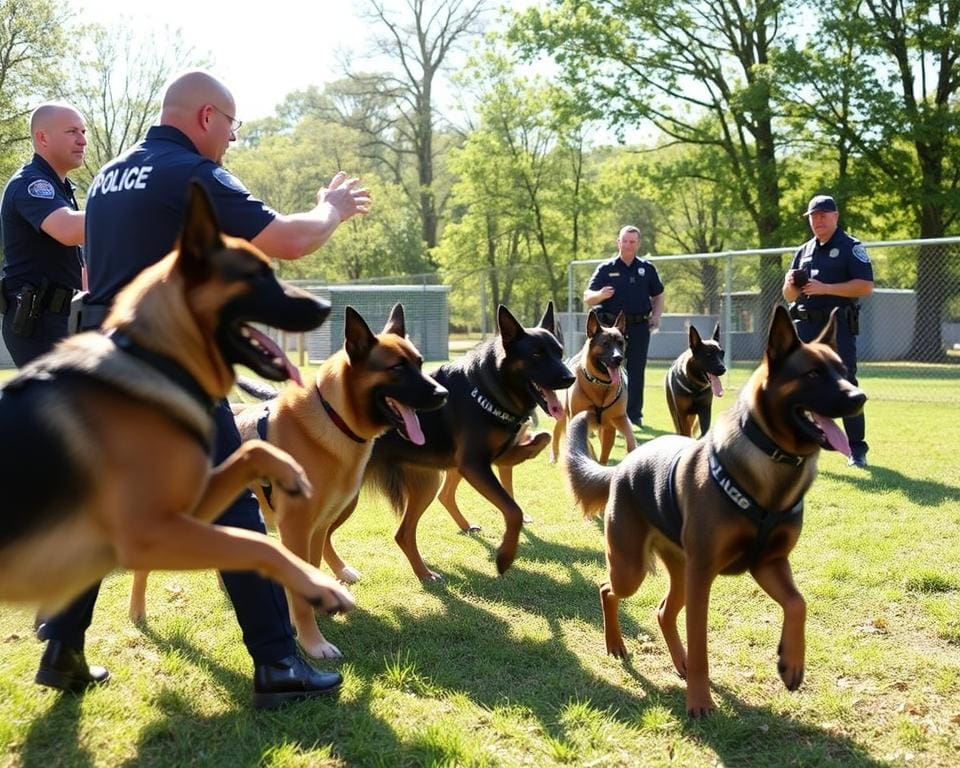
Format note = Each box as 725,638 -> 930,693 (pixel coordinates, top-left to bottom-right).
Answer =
35,70 -> 371,708
1,103 -> 87,365
583,225 -> 665,428
783,194 -> 874,468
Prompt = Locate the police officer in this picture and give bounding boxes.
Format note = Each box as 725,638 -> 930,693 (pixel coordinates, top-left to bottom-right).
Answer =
1,103 -> 86,365
583,225 -> 665,428
783,194 -> 874,467
35,70 -> 371,708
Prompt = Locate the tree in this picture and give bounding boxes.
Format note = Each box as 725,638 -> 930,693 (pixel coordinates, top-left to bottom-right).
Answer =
778,0 -> 960,359
0,0 -> 69,183
510,0 -> 797,326
55,20 -> 207,190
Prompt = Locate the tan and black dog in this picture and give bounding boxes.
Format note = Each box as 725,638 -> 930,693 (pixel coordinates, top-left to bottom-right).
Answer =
348,303 -> 575,581
0,182 -> 354,621
665,322 -> 727,438
563,306 -> 866,717
550,309 -> 635,465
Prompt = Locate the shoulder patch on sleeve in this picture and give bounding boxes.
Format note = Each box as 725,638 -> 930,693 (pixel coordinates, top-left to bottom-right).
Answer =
27,179 -> 56,199
852,244 -> 871,263
212,166 -> 249,194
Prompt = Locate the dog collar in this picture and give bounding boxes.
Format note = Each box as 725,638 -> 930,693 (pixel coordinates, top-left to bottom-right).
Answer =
670,362 -> 711,396
740,411 -> 806,465
108,330 -> 215,416
581,365 -> 613,386
317,386 -> 366,444
707,449 -> 804,564
468,385 -> 525,430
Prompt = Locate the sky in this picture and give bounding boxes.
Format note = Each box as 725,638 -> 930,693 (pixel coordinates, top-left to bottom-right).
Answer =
75,0 -> 529,123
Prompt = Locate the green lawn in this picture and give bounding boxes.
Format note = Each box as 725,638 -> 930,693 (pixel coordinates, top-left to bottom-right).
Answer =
0,368 -> 958,767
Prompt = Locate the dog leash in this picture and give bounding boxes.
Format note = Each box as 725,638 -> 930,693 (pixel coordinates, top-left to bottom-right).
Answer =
316,384 -> 366,443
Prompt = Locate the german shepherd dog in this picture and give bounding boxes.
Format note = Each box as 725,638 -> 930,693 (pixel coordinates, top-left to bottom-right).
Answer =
353,303 -> 575,580
0,182 -> 355,620
665,322 -> 726,438
550,309 -> 636,465
563,306 -> 866,716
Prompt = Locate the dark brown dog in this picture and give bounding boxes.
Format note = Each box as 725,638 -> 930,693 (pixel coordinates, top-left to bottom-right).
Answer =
0,182 -> 354,620
551,309 -> 636,465
351,303 -> 575,580
563,306 -> 866,716
665,322 -> 727,438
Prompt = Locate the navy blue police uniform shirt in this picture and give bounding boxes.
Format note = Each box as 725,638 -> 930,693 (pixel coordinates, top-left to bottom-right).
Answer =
0,153 -> 83,290
789,227 -> 873,312
85,125 -> 276,304
587,255 -> 664,319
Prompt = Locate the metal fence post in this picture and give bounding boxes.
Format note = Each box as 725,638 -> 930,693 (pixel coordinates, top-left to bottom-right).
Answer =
724,252 -> 733,374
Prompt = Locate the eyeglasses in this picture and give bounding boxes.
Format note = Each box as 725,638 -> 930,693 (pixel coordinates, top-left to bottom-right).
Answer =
210,104 -> 243,133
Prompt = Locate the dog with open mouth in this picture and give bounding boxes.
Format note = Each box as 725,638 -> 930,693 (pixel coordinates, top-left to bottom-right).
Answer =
563,305 -> 866,717
344,302 -> 575,581
0,182 -> 355,624
665,321 -> 727,438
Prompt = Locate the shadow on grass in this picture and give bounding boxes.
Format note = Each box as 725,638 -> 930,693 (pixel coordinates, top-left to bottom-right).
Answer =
20,691 -> 94,768
820,462 -> 958,505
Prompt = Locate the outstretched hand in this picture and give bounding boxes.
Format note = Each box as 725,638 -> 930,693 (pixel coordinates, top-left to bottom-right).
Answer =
317,171 -> 372,221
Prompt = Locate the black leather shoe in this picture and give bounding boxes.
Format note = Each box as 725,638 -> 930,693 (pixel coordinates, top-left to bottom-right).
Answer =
252,654 -> 342,709
35,640 -> 110,692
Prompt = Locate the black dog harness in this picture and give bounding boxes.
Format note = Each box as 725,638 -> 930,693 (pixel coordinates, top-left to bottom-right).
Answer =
580,364 -> 625,423
467,382 -> 526,459
667,359 -> 711,396
706,413 -> 806,565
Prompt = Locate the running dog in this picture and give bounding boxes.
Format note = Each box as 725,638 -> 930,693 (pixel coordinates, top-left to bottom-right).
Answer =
564,306 -> 866,716
353,302 -> 575,580
665,321 -> 726,438
0,182 -> 355,620
550,309 -> 635,465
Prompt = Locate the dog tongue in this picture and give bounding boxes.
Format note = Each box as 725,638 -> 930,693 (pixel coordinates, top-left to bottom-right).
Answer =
389,399 -> 425,445
813,413 -> 850,456
246,326 -> 302,386
708,373 -> 724,398
606,365 -> 622,391
543,388 -> 564,419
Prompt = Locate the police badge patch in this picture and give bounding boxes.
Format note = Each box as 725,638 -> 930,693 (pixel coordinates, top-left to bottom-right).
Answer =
27,179 -> 56,199
212,167 -> 248,194
852,244 -> 871,263
829,248 -> 840,258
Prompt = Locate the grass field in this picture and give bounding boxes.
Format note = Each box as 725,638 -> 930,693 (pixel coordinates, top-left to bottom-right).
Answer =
0,362 -> 958,767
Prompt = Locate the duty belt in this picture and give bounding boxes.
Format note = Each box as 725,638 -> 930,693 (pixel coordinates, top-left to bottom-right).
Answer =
788,305 -> 833,324
0,280 -> 74,316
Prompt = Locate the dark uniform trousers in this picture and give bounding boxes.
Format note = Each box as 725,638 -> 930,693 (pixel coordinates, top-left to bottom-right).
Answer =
625,320 -> 652,424
794,313 -> 866,452
39,324 -> 297,664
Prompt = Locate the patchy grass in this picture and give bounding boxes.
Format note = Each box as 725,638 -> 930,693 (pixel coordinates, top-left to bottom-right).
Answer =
0,367 -> 958,767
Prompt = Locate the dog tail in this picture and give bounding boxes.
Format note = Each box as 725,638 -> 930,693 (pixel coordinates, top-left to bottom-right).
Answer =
365,458 -> 408,514
235,376 -> 280,402
563,411 -> 615,519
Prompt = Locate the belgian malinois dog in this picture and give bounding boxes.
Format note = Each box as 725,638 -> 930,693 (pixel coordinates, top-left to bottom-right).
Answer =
563,306 -> 866,716
550,309 -> 635,465
352,303 -> 575,580
0,182 -> 355,620
665,322 -> 727,438
220,304 -> 446,659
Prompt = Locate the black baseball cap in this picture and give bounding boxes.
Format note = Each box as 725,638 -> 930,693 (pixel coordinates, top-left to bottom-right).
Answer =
803,194 -> 838,216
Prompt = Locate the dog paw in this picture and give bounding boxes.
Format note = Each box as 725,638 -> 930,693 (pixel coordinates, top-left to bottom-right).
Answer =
458,524 -> 482,535
419,569 -> 444,582
777,639 -> 805,690
301,639 -> 343,660
336,565 -> 362,584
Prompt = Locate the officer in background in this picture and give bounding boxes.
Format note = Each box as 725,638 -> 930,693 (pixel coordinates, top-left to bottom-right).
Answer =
783,194 -> 874,467
35,70 -> 371,709
1,102 -> 87,365
583,225 -> 665,428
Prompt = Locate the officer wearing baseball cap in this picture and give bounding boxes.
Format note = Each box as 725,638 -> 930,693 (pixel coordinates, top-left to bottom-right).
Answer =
782,194 -> 874,467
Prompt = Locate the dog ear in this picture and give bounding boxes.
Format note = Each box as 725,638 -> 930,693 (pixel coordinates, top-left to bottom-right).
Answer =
538,301 -> 556,333
688,323 -> 703,349
586,309 -> 600,338
712,321 -> 721,342
814,308 -> 840,350
498,305 -> 524,347
382,303 -> 406,337
176,180 -> 224,282
614,311 -> 626,334
765,305 -> 802,370
344,306 -> 377,362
